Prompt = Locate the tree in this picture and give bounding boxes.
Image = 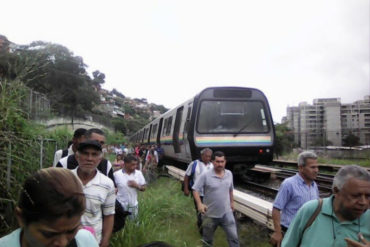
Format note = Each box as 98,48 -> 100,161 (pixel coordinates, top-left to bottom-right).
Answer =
92,70 -> 105,87
4,41 -> 100,119
274,123 -> 294,158
343,133 -> 361,147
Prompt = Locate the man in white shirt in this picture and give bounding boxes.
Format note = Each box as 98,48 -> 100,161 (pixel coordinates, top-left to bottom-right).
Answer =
183,148 -> 213,234
53,128 -> 86,166
114,154 -> 146,220
73,140 -> 116,247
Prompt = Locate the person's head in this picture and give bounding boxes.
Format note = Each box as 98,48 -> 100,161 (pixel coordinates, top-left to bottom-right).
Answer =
212,151 -> 226,172
116,154 -> 123,160
16,168 -> 85,247
332,165 -> 370,221
124,154 -> 139,173
200,148 -> 213,164
71,128 -> 87,152
75,140 -> 103,174
297,151 -> 319,182
85,128 -> 105,146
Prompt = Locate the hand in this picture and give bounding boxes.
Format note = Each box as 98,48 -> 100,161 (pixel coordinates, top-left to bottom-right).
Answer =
197,203 -> 208,214
127,180 -> 139,189
345,233 -> 370,247
270,231 -> 283,247
99,239 -> 109,247
230,202 -> 235,211
184,188 -> 190,196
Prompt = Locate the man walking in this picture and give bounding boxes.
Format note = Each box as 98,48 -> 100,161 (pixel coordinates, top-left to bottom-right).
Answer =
270,151 -> 319,246
282,165 -> 370,247
184,148 -> 213,233
114,154 -> 146,220
72,140 -> 116,247
57,128 -> 115,184
53,128 -> 86,166
192,151 -> 239,247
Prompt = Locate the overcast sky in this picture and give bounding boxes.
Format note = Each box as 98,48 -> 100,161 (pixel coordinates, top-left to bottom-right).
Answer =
2,0 -> 369,123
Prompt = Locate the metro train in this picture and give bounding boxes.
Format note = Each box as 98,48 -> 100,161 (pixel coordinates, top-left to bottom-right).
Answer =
130,87 -> 275,174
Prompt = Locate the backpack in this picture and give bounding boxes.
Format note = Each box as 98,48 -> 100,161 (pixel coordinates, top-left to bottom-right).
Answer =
188,160 -> 198,189
182,160 -> 198,192
61,148 -> 69,158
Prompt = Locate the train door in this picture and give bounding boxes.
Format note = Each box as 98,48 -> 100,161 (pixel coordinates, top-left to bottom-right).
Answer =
183,105 -> 192,157
173,107 -> 184,153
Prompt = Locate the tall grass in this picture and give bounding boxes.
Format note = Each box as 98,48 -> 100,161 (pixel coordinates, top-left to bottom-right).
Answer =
111,177 -> 233,247
110,177 -> 271,247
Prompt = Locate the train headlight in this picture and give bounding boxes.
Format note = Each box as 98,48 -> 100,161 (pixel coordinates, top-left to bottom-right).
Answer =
266,149 -> 270,153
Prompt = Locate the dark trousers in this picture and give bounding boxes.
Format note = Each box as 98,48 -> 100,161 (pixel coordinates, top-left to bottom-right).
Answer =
192,194 -> 204,234
281,225 -> 288,233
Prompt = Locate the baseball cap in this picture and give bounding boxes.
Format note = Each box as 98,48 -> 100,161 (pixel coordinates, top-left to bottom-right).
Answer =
77,140 -> 102,152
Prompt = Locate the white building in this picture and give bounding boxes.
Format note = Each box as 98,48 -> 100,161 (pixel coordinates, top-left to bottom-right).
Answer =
284,96 -> 370,148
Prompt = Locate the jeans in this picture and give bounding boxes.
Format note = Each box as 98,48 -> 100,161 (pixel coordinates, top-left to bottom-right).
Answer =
202,211 -> 239,247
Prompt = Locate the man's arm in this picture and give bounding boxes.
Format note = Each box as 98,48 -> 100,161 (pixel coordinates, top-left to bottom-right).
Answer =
193,190 -> 207,213
100,214 -> 114,247
270,208 -> 283,247
183,175 -> 190,196
53,150 -> 62,167
229,189 -> 234,211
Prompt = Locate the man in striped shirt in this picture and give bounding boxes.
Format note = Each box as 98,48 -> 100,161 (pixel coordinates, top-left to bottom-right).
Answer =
72,140 -> 116,247
270,151 -> 319,247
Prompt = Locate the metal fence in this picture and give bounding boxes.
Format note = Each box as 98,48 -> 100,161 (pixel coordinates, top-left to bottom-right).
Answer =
0,138 -> 60,236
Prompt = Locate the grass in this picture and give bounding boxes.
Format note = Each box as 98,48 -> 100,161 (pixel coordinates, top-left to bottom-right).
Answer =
110,176 -> 270,247
279,153 -> 370,167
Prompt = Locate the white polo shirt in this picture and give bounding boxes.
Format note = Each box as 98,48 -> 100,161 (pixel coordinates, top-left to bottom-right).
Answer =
185,160 -> 213,196
114,169 -> 146,209
72,168 -> 116,243
53,145 -> 74,167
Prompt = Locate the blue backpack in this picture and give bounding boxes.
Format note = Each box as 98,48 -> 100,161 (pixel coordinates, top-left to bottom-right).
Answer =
188,160 -> 198,188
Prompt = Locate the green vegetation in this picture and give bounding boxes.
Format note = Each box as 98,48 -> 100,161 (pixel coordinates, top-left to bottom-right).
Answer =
110,177 -> 270,247
279,153 -> 370,167
274,123 -> 295,158
317,157 -> 370,167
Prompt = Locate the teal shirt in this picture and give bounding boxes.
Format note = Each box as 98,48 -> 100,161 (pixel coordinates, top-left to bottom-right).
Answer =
282,196 -> 370,247
0,228 -> 99,247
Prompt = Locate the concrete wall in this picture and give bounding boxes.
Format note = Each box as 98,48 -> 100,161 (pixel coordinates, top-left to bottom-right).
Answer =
39,117 -> 114,132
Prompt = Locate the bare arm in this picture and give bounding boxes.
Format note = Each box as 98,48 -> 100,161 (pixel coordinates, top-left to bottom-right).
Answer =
229,190 -> 234,211
192,190 -> 207,214
100,214 -> 114,247
270,207 -> 283,247
183,175 -> 190,196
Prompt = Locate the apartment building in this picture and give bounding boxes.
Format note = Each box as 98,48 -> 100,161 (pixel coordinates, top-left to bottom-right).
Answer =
285,96 -> 370,148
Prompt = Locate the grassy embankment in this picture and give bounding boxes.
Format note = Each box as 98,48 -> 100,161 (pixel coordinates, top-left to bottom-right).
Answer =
110,176 -> 270,247
279,153 -> 370,167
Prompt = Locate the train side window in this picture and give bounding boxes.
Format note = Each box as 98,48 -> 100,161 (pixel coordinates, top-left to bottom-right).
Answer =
184,106 -> 192,133
166,117 -> 173,136
162,119 -> 168,136
152,124 -> 158,138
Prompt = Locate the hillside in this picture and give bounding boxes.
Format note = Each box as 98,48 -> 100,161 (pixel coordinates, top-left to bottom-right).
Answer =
0,34 -> 168,135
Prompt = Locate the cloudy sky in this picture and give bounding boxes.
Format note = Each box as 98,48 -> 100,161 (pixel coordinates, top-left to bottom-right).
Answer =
2,0 -> 369,123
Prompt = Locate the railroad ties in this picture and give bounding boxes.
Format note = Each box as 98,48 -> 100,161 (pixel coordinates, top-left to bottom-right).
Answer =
166,165 -> 275,230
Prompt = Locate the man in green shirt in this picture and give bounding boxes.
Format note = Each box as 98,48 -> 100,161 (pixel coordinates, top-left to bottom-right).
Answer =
282,165 -> 370,247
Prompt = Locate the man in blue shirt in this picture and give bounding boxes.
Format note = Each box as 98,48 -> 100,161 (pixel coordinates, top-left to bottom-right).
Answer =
270,151 -> 319,246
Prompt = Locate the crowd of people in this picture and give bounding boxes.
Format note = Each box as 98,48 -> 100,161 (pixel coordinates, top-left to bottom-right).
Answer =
0,127 -> 369,247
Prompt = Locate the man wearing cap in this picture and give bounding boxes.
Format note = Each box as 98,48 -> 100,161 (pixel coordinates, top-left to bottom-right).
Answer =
56,128 -> 115,184
53,128 -> 86,166
72,140 -> 116,247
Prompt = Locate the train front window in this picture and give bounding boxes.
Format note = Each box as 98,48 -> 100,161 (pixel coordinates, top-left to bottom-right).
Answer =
197,101 -> 268,133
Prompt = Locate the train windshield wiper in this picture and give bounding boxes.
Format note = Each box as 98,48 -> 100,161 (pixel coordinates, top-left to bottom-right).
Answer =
233,122 -> 250,137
